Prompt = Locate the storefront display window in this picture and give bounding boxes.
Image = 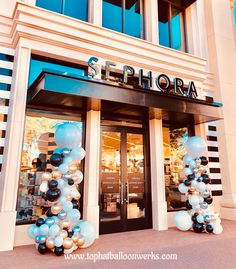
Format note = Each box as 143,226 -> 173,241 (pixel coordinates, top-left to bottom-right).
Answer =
163,126 -> 189,211
36,0 -> 88,22
102,0 -> 143,38
16,113 -> 84,224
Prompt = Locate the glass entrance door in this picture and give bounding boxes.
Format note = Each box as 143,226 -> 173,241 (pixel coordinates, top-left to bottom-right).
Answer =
99,127 -> 152,234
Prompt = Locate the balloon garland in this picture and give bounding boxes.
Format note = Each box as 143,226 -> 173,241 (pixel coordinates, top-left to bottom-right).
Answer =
28,122 -> 96,255
174,136 -> 223,234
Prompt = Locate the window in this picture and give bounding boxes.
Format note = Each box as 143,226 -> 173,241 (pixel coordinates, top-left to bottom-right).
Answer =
16,113 -> 84,225
102,0 -> 143,38
36,0 -> 88,22
158,0 -> 186,51
28,56 -> 86,87
163,126 -> 192,211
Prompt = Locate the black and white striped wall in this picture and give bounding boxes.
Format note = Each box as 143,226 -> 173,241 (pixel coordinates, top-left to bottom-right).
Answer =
0,46 -> 14,172
206,122 -> 223,197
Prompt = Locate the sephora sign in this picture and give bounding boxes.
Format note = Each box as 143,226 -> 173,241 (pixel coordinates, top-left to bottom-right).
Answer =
88,57 -> 198,99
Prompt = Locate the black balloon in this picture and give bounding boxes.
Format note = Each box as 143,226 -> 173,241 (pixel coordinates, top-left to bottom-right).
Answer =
68,178 -> 74,186
48,179 -> 58,189
186,200 -> 192,210
38,243 -> 48,254
71,199 -> 80,209
46,188 -> 61,202
187,174 -> 195,181
36,218 -> 45,227
200,156 -> 208,166
206,224 -> 214,233
50,153 -> 63,167
202,173 -> 210,184
192,213 -> 199,222
54,246 -> 64,256
184,179 -> 192,186
68,231 -> 74,238
204,196 -> 213,204
193,222 -> 204,233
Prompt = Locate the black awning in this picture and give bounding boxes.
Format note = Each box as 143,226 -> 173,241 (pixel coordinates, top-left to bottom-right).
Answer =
27,71 -> 223,125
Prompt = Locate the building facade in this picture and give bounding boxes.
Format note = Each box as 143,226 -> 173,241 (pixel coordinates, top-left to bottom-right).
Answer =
0,0 -> 235,251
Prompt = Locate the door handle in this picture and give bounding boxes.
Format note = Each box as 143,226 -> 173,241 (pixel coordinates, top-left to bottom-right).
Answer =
120,182 -> 124,205
124,182 -> 129,204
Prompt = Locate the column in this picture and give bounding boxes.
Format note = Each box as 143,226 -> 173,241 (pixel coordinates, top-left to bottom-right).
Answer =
83,110 -> 101,238
0,44 -> 31,251
149,118 -> 168,230
204,0 -> 236,220
88,0 -> 103,26
144,0 -> 158,43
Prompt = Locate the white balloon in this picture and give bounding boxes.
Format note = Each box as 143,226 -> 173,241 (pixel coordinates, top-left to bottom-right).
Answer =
58,163 -> 69,174
64,246 -> 75,254
58,195 -> 67,204
189,160 -> 196,169
183,167 -> 192,176
49,224 -> 60,238
39,182 -> 48,193
196,214 -> 204,223
67,209 -> 81,223
174,211 -> 193,231
79,220 -> 96,248
54,236 -> 63,247
63,201 -> 73,212
189,194 -> 200,206
72,170 -> 84,184
196,182 -> 206,193
185,136 -> 207,158
71,188 -> 81,200
70,147 -> 86,162
178,183 -> 189,194
191,180 -> 198,188
57,178 -> 66,189
183,154 -> 193,165
213,224 -> 223,234
62,186 -> 71,197
55,122 -> 82,149
199,196 -> 204,203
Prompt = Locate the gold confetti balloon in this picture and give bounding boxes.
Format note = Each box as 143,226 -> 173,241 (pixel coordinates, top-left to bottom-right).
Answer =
42,172 -> 52,181
63,238 -> 73,249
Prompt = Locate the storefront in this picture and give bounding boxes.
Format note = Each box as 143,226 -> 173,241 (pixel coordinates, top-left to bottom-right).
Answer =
1,0 -> 234,252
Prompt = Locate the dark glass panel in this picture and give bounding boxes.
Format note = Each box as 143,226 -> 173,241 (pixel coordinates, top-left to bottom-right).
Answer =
36,0 -> 63,13
102,0 -> 123,33
64,0 -> 88,21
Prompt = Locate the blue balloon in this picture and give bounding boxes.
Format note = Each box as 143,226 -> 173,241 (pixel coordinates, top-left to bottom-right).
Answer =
185,136 -> 207,158
79,220 -> 96,248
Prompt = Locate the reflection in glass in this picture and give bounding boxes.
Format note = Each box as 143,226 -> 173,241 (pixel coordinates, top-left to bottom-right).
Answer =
16,115 -> 83,224
163,127 -> 189,211
36,0 -> 88,22
102,0 -> 123,33
100,131 -> 121,221
28,57 -> 85,87
158,0 -> 186,51
127,133 -> 145,219
64,0 -> 88,21
102,0 -> 143,38
36,0 -> 62,13
124,0 -> 142,38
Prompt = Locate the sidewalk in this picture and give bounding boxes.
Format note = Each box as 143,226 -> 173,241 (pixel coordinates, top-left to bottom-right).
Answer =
1,219 -> 236,269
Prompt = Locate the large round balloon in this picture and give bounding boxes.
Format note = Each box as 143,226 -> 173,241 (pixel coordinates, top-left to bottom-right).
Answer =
70,147 -> 86,161
174,211 -> 193,231
78,220 -> 96,248
55,122 -> 82,149
185,136 -> 207,158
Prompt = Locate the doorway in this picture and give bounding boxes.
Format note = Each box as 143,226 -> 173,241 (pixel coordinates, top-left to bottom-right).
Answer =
99,125 -> 152,234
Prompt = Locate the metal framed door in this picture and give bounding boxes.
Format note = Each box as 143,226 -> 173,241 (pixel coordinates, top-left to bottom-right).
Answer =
99,126 -> 152,234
